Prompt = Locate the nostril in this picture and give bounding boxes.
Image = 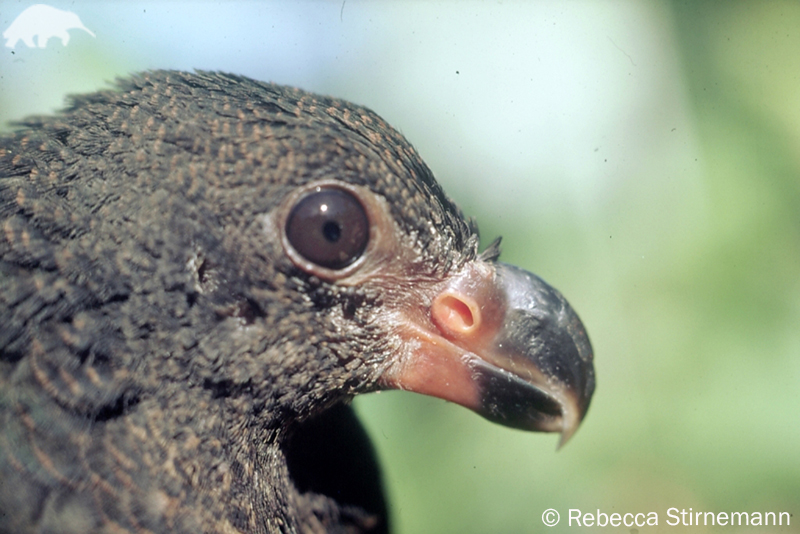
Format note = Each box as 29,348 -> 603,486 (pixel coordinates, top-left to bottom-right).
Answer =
432,292 -> 481,337
445,296 -> 474,328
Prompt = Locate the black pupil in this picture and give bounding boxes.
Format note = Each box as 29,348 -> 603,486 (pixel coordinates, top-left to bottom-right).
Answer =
285,188 -> 369,270
323,221 -> 341,242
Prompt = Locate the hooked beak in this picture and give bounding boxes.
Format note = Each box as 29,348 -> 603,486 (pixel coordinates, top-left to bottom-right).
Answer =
381,260 -> 595,447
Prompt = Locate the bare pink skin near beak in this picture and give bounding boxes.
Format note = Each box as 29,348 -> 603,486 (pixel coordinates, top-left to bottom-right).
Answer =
381,259 -> 595,447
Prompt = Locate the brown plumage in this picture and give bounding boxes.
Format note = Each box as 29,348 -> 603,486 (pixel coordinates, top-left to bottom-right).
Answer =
0,71 -> 594,533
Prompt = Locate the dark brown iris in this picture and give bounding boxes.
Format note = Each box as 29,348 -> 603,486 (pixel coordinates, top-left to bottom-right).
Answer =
286,188 -> 369,270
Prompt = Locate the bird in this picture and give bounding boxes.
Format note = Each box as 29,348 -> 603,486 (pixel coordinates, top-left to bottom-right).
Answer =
0,70 -> 595,534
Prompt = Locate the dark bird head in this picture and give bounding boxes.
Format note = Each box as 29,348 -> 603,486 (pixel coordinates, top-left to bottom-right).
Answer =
0,71 -> 594,533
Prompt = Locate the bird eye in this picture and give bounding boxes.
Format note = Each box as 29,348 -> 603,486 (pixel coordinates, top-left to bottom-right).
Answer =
285,188 -> 369,270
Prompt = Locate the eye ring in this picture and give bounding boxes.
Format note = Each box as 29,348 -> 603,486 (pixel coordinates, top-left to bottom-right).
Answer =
284,185 -> 370,271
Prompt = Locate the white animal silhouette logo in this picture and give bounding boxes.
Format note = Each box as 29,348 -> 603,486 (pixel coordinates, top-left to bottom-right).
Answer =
3,4 -> 95,49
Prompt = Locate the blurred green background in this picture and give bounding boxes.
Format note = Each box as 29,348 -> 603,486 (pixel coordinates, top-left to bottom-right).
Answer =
2,1 -> 798,532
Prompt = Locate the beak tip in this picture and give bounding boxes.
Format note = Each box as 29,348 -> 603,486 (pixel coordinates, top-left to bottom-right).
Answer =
556,418 -> 579,450
555,393 -> 585,449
